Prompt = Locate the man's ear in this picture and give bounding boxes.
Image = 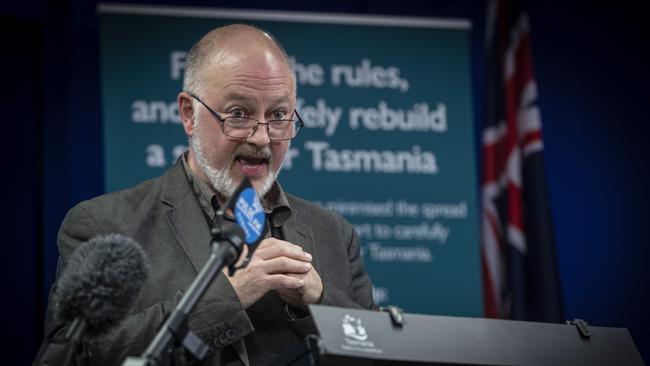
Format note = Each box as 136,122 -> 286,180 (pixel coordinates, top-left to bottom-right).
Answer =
178,92 -> 195,136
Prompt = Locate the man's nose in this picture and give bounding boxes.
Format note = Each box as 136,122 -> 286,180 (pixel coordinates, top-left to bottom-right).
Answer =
246,120 -> 271,146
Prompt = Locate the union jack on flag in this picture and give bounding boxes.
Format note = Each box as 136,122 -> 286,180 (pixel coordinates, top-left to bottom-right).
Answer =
482,0 -> 563,322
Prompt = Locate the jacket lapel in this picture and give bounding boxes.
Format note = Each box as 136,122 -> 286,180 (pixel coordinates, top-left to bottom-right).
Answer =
281,209 -> 320,271
161,161 -> 212,272
160,162 -> 252,366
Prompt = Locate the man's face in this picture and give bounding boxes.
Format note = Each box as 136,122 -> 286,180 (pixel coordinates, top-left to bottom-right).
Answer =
189,47 -> 295,198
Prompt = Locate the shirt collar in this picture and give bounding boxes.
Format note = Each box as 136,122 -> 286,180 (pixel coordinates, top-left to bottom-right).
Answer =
181,152 -> 291,227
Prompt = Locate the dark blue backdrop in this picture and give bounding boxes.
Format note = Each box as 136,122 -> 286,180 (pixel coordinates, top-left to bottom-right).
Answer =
2,0 -> 647,364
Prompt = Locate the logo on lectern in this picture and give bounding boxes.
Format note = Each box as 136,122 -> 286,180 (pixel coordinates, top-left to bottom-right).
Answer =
340,314 -> 383,354
342,314 -> 368,341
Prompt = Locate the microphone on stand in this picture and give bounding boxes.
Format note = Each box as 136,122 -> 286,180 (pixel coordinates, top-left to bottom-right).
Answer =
34,234 -> 150,366
124,176 -> 267,366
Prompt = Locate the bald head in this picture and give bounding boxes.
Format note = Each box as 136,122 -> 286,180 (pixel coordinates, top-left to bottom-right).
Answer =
183,24 -> 295,97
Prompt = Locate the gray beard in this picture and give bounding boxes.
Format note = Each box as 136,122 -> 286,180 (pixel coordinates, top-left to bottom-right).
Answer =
190,117 -> 279,198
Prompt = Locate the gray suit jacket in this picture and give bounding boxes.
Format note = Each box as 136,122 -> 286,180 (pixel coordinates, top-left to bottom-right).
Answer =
44,160 -> 375,365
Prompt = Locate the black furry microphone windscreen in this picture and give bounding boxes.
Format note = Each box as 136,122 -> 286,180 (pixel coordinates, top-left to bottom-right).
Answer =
54,233 -> 150,338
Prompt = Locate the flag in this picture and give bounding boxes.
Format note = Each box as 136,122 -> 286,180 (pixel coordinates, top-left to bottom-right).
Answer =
482,0 -> 564,322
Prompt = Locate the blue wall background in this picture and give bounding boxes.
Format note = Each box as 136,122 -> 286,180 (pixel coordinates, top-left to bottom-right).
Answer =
2,0 -> 647,364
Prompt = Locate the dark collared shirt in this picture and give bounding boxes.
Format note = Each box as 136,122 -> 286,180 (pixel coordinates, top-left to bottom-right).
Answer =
180,152 -> 291,229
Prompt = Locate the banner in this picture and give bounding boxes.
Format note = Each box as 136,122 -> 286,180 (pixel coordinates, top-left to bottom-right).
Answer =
99,4 -> 482,316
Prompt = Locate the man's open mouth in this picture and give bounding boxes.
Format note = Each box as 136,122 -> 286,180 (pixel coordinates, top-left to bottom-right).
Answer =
235,155 -> 270,177
236,155 -> 269,166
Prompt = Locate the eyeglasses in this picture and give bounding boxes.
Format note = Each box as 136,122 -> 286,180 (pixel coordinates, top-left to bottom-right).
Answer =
190,94 -> 304,141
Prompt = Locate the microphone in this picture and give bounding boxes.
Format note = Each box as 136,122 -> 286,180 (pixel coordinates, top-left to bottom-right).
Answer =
34,234 -> 150,366
220,176 -> 268,272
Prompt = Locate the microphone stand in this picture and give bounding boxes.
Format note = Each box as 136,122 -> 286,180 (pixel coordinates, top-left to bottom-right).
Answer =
123,216 -> 245,366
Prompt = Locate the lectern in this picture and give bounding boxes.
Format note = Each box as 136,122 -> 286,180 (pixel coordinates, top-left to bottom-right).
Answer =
286,305 -> 644,365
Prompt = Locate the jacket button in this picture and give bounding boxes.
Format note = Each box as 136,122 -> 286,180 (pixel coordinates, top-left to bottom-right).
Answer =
226,329 -> 236,340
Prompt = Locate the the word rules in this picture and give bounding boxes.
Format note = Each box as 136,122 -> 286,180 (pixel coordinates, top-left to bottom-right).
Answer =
289,57 -> 410,93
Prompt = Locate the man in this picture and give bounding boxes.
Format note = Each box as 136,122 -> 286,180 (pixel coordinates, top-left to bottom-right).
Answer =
44,24 -> 375,365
